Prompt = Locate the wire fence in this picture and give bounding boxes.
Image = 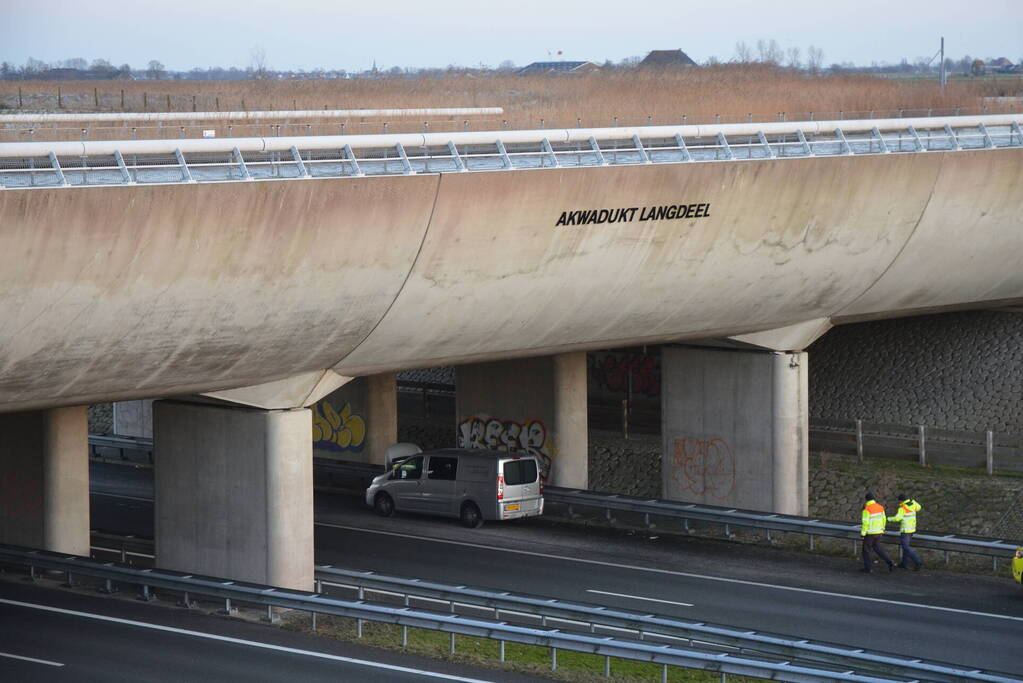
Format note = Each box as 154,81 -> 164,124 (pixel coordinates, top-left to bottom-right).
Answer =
810,418 -> 1023,474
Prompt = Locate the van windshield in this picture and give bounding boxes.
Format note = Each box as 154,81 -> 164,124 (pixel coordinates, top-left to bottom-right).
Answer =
502,459 -> 538,485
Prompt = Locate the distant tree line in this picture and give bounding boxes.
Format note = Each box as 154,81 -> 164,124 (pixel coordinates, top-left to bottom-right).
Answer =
1,46 -> 1019,82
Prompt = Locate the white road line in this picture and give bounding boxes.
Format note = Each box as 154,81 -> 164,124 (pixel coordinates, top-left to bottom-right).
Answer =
0,599 -> 493,682
0,651 -> 64,667
586,589 -> 693,607
90,491 -> 151,503
319,524 -> 1023,624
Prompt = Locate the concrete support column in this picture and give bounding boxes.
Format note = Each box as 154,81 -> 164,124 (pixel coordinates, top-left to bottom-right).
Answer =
113,399 -> 153,438
365,373 -> 398,466
772,353 -> 809,516
553,352 -> 588,489
456,354 -> 588,487
661,347 -> 808,515
154,400 -> 313,590
0,406 -> 89,555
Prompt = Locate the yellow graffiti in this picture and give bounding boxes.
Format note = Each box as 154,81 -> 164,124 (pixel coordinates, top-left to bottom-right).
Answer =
312,401 -> 366,451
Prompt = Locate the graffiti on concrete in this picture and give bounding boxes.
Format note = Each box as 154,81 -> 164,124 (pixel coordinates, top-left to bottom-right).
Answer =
672,437 -> 735,499
589,353 -> 660,397
312,400 -> 366,453
457,415 -> 556,479
1,471 -> 42,518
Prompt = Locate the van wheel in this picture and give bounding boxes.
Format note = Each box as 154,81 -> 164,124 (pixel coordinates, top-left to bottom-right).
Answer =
374,493 -> 394,517
460,502 -> 483,529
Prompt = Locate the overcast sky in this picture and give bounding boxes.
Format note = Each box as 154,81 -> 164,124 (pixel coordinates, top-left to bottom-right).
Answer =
1,0 -> 1020,72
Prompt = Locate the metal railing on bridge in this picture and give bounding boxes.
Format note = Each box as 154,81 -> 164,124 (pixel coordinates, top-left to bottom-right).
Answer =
2,114 -> 1021,189
6,543 -> 1018,682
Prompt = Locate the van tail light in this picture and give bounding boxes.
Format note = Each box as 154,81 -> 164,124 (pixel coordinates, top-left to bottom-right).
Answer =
539,478 -> 544,496
497,475 -> 505,500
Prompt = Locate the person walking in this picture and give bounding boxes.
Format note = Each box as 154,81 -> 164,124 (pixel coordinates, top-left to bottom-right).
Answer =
860,492 -> 894,573
888,494 -> 923,570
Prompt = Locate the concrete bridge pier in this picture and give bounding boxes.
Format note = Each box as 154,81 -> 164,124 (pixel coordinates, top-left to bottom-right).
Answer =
153,400 -> 313,591
661,346 -> 809,516
0,406 -> 90,555
456,352 -> 588,488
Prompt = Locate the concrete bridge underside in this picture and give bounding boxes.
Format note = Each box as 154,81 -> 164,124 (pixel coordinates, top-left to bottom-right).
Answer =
1,147 -> 1021,412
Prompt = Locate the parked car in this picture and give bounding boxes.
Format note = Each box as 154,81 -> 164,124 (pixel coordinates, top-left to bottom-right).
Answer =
366,448 -> 544,528
1013,546 -> 1022,588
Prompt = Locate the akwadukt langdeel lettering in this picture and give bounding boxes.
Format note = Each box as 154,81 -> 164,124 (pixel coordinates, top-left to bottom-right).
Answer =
555,203 -> 711,227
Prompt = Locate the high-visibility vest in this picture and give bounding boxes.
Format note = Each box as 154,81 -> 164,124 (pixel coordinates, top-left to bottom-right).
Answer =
861,500 -> 886,535
888,499 -> 921,533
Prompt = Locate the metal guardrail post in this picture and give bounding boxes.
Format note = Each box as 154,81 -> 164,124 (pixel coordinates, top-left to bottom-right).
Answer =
986,431 -> 994,475
855,419 -> 864,461
357,587 -> 364,637
918,425 -> 927,466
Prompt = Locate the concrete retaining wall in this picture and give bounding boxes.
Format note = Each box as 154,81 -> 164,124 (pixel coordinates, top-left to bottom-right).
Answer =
810,311 -> 1023,433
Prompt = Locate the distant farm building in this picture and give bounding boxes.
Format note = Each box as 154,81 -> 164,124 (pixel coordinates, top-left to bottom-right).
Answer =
517,61 -> 600,75
639,50 -> 698,68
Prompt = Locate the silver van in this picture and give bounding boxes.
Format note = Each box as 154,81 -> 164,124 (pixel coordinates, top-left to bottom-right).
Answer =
365,448 -> 544,528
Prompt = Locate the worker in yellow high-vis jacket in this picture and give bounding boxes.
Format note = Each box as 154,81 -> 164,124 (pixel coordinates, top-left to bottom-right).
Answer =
861,492 -> 894,573
888,494 -> 923,570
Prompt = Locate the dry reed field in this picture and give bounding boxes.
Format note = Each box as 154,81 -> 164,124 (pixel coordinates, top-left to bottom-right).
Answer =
2,65 -> 1021,141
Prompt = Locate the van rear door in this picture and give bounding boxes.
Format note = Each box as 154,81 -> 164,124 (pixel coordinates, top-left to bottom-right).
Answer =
499,457 -> 541,516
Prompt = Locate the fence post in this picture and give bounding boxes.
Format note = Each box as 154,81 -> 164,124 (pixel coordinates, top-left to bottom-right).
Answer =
917,425 -> 926,466
855,419 -> 864,461
986,430 -> 994,475
120,89 -> 125,110
18,87 -> 23,108
94,87 -> 99,107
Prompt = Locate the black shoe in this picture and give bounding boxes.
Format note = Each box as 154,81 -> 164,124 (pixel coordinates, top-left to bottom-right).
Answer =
888,563 -> 895,572
912,565 -> 921,572
859,568 -> 871,573
896,564 -> 907,570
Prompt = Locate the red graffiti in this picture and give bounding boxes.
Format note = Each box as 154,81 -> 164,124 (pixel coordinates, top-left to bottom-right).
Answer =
1,471 -> 42,517
590,354 -> 660,397
672,437 -> 735,499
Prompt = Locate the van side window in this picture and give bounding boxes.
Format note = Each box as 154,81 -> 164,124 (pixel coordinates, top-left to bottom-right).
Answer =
428,456 -> 458,481
502,459 -> 538,485
398,455 -> 424,480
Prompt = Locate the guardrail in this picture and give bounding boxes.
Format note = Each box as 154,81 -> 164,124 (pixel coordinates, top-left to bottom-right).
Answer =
2,543 -> 939,683
543,487 -> 1022,568
86,440 -> 1021,565
88,434 -> 153,465
313,565 -> 1017,683
4,114 -> 1021,189
86,523 -> 1023,681
810,419 -> 1023,474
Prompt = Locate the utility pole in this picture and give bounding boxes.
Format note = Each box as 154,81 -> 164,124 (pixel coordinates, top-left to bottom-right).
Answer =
939,36 -> 947,88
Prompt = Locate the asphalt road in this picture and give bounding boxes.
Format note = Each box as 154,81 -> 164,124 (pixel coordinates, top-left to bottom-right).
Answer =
87,462 -> 1023,676
0,580 -> 531,683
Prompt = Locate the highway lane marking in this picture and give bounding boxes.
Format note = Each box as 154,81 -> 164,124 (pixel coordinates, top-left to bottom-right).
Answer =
586,589 -> 693,607
319,524 -> 1023,624
0,598 -> 494,682
91,491 -> 152,503
0,651 -> 64,667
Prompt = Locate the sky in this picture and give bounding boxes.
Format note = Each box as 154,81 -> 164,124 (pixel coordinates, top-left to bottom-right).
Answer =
1,0 -> 1020,73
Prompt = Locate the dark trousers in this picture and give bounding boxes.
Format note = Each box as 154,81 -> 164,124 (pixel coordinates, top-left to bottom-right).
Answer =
862,534 -> 893,570
898,533 -> 923,568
